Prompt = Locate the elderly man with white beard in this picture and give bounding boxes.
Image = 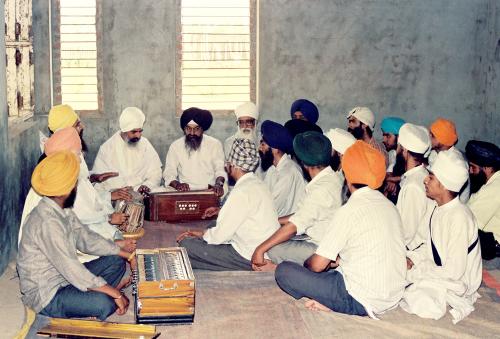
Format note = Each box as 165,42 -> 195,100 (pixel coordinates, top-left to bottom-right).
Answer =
224,102 -> 259,158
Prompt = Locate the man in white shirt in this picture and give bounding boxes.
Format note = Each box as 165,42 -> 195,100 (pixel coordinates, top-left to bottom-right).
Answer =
177,139 -> 279,271
93,107 -> 163,194
275,140 -> 406,317
252,132 -> 343,270
259,120 -> 306,217
163,107 -> 226,197
403,151 -> 482,323
396,123 -> 435,250
380,117 -> 406,201
465,140 -> 500,261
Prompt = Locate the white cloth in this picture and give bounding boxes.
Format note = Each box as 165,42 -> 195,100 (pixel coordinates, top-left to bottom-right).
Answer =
203,172 -> 280,260
289,167 -> 343,244
164,134 -> 227,190
235,102 -> 258,119
398,123 -> 431,154
119,107 -> 145,132
325,128 -> 356,155
397,165 -> 435,250
468,171 -> 500,241
387,149 -> 397,173
316,187 -> 407,316
347,107 -> 375,129
428,150 -> 469,193
403,197 -> 482,323
93,132 -> 163,192
263,154 -> 306,217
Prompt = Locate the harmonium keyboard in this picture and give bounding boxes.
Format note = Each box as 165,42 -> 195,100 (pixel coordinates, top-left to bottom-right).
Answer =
133,247 -> 195,325
145,189 -> 219,223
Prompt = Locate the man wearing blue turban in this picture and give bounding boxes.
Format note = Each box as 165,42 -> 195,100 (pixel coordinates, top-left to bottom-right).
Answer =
290,99 -> 319,124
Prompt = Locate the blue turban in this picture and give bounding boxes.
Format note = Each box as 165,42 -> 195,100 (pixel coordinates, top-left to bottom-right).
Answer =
380,117 -> 406,135
465,140 -> 500,168
284,119 -> 323,138
290,99 -> 319,124
261,120 -> 293,154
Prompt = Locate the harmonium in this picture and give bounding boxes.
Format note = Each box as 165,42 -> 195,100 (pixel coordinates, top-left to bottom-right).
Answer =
145,189 -> 219,223
115,190 -> 145,239
133,247 -> 195,325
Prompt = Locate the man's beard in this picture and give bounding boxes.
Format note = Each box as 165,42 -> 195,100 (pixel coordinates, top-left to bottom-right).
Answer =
185,134 -> 203,153
79,130 -> 89,153
330,151 -> 341,172
259,148 -> 274,172
470,170 -> 487,194
235,127 -> 257,142
348,125 -> 364,140
299,161 -> 312,182
63,187 -> 78,209
128,136 -> 141,145
393,152 -> 406,176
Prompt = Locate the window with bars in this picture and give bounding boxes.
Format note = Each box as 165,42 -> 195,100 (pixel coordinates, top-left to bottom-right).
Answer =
177,0 -> 256,115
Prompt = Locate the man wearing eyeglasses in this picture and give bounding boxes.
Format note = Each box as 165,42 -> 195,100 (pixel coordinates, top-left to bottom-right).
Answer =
224,102 -> 259,160
163,107 -> 227,197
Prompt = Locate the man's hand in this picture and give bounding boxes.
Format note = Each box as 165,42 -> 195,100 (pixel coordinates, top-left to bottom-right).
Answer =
109,212 -> 128,225
115,239 -> 137,252
201,206 -> 220,219
89,172 -> 119,184
129,255 -> 138,271
170,180 -> 190,192
211,184 -> 224,197
252,259 -> 276,272
114,294 -> 130,315
138,185 -> 151,195
406,257 -> 414,270
251,248 -> 266,270
111,187 -> 132,201
176,230 -> 204,243
384,181 -> 398,195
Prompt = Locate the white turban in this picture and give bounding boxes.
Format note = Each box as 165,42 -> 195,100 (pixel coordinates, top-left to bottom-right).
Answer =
235,102 -> 259,120
119,107 -> 145,132
398,123 -> 431,155
347,106 -> 375,130
428,151 -> 468,192
325,128 -> 356,155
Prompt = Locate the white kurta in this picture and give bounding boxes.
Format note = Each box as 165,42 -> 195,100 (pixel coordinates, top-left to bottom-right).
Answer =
163,134 -> 227,190
316,187 -> 407,316
403,197 -> 482,323
92,132 -> 163,192
203,172 -> 280,260
263,154 -> 306,217
397,165 -> 435,250
387,149 -> 397,172
289,167 -> 343,244
467,171 -> 500,241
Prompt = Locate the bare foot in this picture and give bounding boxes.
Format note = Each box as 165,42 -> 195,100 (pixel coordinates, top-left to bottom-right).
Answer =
258,261 -> 277,272
304,299 -> 332,312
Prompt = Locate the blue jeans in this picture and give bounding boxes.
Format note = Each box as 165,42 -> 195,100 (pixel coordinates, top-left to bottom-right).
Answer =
275,261 -> 367,316
40,255 -> 126,320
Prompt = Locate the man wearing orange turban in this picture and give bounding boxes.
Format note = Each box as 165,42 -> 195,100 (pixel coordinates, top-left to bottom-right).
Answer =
274,140 -> 406,318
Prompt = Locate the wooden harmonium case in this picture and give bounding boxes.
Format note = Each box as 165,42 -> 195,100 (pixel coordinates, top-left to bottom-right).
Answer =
145,189 -> 219,223
133,247 -> 195,325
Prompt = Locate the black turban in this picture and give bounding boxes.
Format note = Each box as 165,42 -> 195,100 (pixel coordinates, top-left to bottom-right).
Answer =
284,119 -> 323,138
180,107 -> 213,131
465,140 -> 500,168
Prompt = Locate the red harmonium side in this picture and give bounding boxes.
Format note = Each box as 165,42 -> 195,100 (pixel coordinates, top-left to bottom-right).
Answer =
145,190 -> 219,223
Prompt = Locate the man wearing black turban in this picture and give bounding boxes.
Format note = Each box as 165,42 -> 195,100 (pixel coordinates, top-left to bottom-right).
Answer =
465,140 -> 500,261
163,107 -> 226,197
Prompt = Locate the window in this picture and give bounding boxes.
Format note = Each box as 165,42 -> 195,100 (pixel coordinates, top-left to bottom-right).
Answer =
177,0 -> 256,115
54,0 -> 99,111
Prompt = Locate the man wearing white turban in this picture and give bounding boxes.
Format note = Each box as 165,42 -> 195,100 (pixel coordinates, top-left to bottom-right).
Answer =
224,102 -> 259,159
92,107 -> 163,193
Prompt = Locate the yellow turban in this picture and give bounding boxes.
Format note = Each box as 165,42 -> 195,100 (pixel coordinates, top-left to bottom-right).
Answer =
44,127 -> 82,156
31,151 -> 80,196
430,118 -> 457,147
342,140 -> 386,189
48,104 -> 79,132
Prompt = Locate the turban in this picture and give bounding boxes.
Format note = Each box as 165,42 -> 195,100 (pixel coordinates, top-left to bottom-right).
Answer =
235,102 -> 259,120
180,107 -> 213,131
465,140 -> 500,168
31,150 -> 80,196
290,99 -> 319,124
398,123 -> 431,155
325,128 -> 356,155
119,107 -> 145,132
346,107 -> 375,130
428,150 -> 468,192
293,131 -> 332,166
380,117 -> 406,135
228,138 -> 259,172
342,140 -> 386,189
261,120 -> 293,154
48,104 -> 79,132
44,127 -> 82,156
430,118 -> 457,147
284,119 -> 323,138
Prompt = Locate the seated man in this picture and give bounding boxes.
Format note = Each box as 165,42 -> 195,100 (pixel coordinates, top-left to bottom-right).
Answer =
465,140 -> 500,261
93,107 -> 163,194
177,139 -> 279,271
274,141 -> 406,317
252,131 -> 343,270
290,99 -> 319,123
380,116 -> 406,201
17,151 -> 136,320
402,151 -> 482,323
224,102 -> 259,159
259,120 -> 306,217
284,119 -> 323,165
164,107 -> 226,197
396,123 -> 435,250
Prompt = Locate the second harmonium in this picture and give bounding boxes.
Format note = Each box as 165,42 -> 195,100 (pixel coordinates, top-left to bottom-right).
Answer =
133,247 -> 195,325
145,189 -> 219,223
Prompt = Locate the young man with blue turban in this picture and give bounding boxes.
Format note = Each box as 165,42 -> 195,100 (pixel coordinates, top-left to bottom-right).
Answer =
290,99 -> 319,124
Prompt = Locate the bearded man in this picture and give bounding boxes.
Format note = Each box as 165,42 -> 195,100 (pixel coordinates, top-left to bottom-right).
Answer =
224,102 -> 259,158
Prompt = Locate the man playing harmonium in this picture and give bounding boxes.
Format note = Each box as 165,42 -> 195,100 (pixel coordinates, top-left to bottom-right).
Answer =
17,151 -> 136,320
176,139 -> 280,270
163,107 -> 227,197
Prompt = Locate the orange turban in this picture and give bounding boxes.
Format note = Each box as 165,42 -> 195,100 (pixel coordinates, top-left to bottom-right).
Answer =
342,140 -> 386,189
44,127 -> 82,156
430,118 -> 457,147
31,151 -> 80,196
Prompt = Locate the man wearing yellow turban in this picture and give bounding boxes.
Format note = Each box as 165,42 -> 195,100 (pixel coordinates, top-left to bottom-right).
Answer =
17,151 -> 136,320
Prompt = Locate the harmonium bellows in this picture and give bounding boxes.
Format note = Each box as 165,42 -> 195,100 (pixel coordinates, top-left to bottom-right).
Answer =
145,189 -> 219,222
133,247 -> 195,325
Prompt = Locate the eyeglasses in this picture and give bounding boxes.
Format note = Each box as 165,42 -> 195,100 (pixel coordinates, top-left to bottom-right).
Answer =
185,125 -> 202,133
237,119 -> 256,127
